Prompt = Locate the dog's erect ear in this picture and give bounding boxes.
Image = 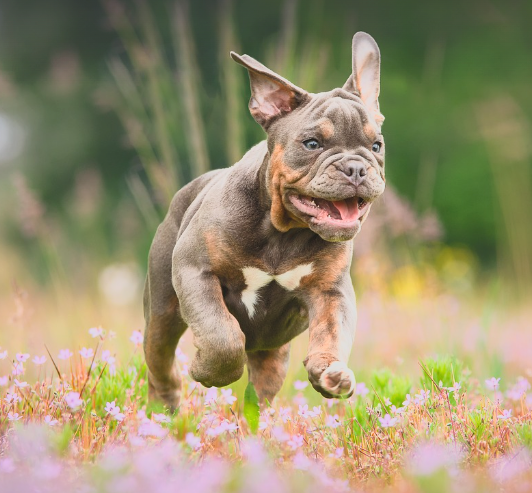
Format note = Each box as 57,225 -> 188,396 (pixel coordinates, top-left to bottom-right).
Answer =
231,52 -> 310,129
343,32 -> 384,126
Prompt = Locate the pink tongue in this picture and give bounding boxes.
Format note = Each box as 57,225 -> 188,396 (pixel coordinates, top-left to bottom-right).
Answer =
332,200 -> 349,220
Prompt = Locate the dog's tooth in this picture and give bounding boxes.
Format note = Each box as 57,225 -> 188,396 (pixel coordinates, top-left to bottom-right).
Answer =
310,200 -> 316,205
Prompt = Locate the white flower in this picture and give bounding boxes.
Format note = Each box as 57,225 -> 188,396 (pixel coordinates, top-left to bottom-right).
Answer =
33,356 -> 46,365
15,353 -> 30,363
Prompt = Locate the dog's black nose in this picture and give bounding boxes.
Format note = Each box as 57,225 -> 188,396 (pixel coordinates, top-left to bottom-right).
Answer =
342,161 -> 367,186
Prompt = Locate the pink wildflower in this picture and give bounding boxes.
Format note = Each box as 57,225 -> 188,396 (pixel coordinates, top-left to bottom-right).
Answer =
0,376 -> 8,386
0,349 -> 7,359
129,330 -> 144,345
14,379 -> 28,388
498,409 -> 512,420
15,353 -> 30,363
88,326 -> 104,338
12,362 -> 24,376
272,426 -> 289,442
279,407 -> 291,423
403,394 -> 413,407
485,377 -> 500,391
325,414 -> 341,428
379,413 -> 398,428
355,382 -> 369,396
5,392 -> 21,404
105,401 -> 120,415
44,415 -> 59,426
328,447 -> 344,458
152,413 -> 171,424
8,412 -> 22,421
294,380 -> 308,390
79,347 -> 94,359
447,382 -> 461,393
384,397 -> 392,406
138,421 -> 167,438
204,387 -> 218,405
58,349 -> 73,360
185,432 -> 202,450
287,434 -> 305,450
220,388 -> 237,405
64,391 -> 83,410
32,356 -> 46,365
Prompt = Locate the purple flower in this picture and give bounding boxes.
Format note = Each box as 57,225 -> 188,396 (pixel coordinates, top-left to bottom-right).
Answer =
129,330 -> 144,345
14,379 -> 28,388
498,409 -> 512,420
0,350 -> 7,359
328,447 -> 344,458
58,349 -> 73,360
0,376 -> 8,386
378,413 -> 398,428
138,421 -> 167,438
32,356 -> 46,365
355,382 -> 369,396
64,391 -> 83,410
175,346 -> 188,363
294,380 -> 308,390
105,400 -> 120,415
325,413 -> 341,428
8,412 -> 22,421
15,353 -> 30,363
79,347 -> 94,359
287,434 -> 305,450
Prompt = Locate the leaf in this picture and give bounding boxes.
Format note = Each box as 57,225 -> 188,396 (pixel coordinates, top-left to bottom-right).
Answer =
244,382 -> 260,434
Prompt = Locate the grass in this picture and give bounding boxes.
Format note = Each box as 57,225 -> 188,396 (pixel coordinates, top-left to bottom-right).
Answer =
1,291 -> 532,492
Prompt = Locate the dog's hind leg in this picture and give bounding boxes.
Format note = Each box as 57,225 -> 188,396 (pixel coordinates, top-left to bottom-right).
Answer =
246,343 -> 290,404
143,227 -> 187,412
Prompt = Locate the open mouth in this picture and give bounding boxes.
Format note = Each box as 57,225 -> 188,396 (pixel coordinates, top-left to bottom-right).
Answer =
288,194 -> 370,226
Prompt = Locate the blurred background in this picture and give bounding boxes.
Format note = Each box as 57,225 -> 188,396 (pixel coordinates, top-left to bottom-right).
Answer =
0,0 -> 531,382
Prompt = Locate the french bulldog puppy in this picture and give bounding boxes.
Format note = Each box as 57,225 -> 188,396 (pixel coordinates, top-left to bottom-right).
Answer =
143,32 -> 385,410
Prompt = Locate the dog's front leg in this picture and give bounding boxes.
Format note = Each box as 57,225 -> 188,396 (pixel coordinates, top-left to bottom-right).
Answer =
173,264 -> 246,388
303,276 -> 357,398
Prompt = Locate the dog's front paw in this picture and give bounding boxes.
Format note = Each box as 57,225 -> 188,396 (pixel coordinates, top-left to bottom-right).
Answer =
319,361 -> 355,397
305,355 -> 355,398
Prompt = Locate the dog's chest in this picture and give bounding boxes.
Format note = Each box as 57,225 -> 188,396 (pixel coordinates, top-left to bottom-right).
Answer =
240,263 -> 313,318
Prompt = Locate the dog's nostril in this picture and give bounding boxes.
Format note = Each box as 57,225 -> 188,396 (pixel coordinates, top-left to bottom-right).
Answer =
344,161 -> 367,181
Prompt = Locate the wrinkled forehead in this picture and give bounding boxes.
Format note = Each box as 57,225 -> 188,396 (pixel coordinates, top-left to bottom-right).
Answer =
297,91 -> 381,141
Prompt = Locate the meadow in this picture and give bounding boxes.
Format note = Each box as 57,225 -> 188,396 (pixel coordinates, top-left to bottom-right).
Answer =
1,1 -> 532,491
1,245 -> 532,492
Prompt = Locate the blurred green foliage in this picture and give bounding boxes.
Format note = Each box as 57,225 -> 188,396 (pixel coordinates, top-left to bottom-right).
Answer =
0,0 -> 531,287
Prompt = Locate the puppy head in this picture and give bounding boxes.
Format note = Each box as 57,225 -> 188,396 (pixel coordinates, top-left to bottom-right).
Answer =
232,32 -> 385,242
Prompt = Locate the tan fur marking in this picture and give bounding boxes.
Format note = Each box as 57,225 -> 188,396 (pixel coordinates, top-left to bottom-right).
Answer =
318,117 -> 335,139
269,144 -> 308,232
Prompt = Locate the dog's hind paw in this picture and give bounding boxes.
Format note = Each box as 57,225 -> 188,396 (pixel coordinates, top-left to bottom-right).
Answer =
318,361 -> 355,397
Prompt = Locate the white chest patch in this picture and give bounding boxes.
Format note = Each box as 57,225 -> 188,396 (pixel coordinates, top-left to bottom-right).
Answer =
241,263 -> 313,318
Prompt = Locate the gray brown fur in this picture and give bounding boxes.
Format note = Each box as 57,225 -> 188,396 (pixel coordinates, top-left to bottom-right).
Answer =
143,32 -> 386,409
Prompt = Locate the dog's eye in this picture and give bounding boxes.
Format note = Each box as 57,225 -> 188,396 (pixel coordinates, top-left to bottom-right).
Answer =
372,142 -> 382,153
303,139 -> 321,151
